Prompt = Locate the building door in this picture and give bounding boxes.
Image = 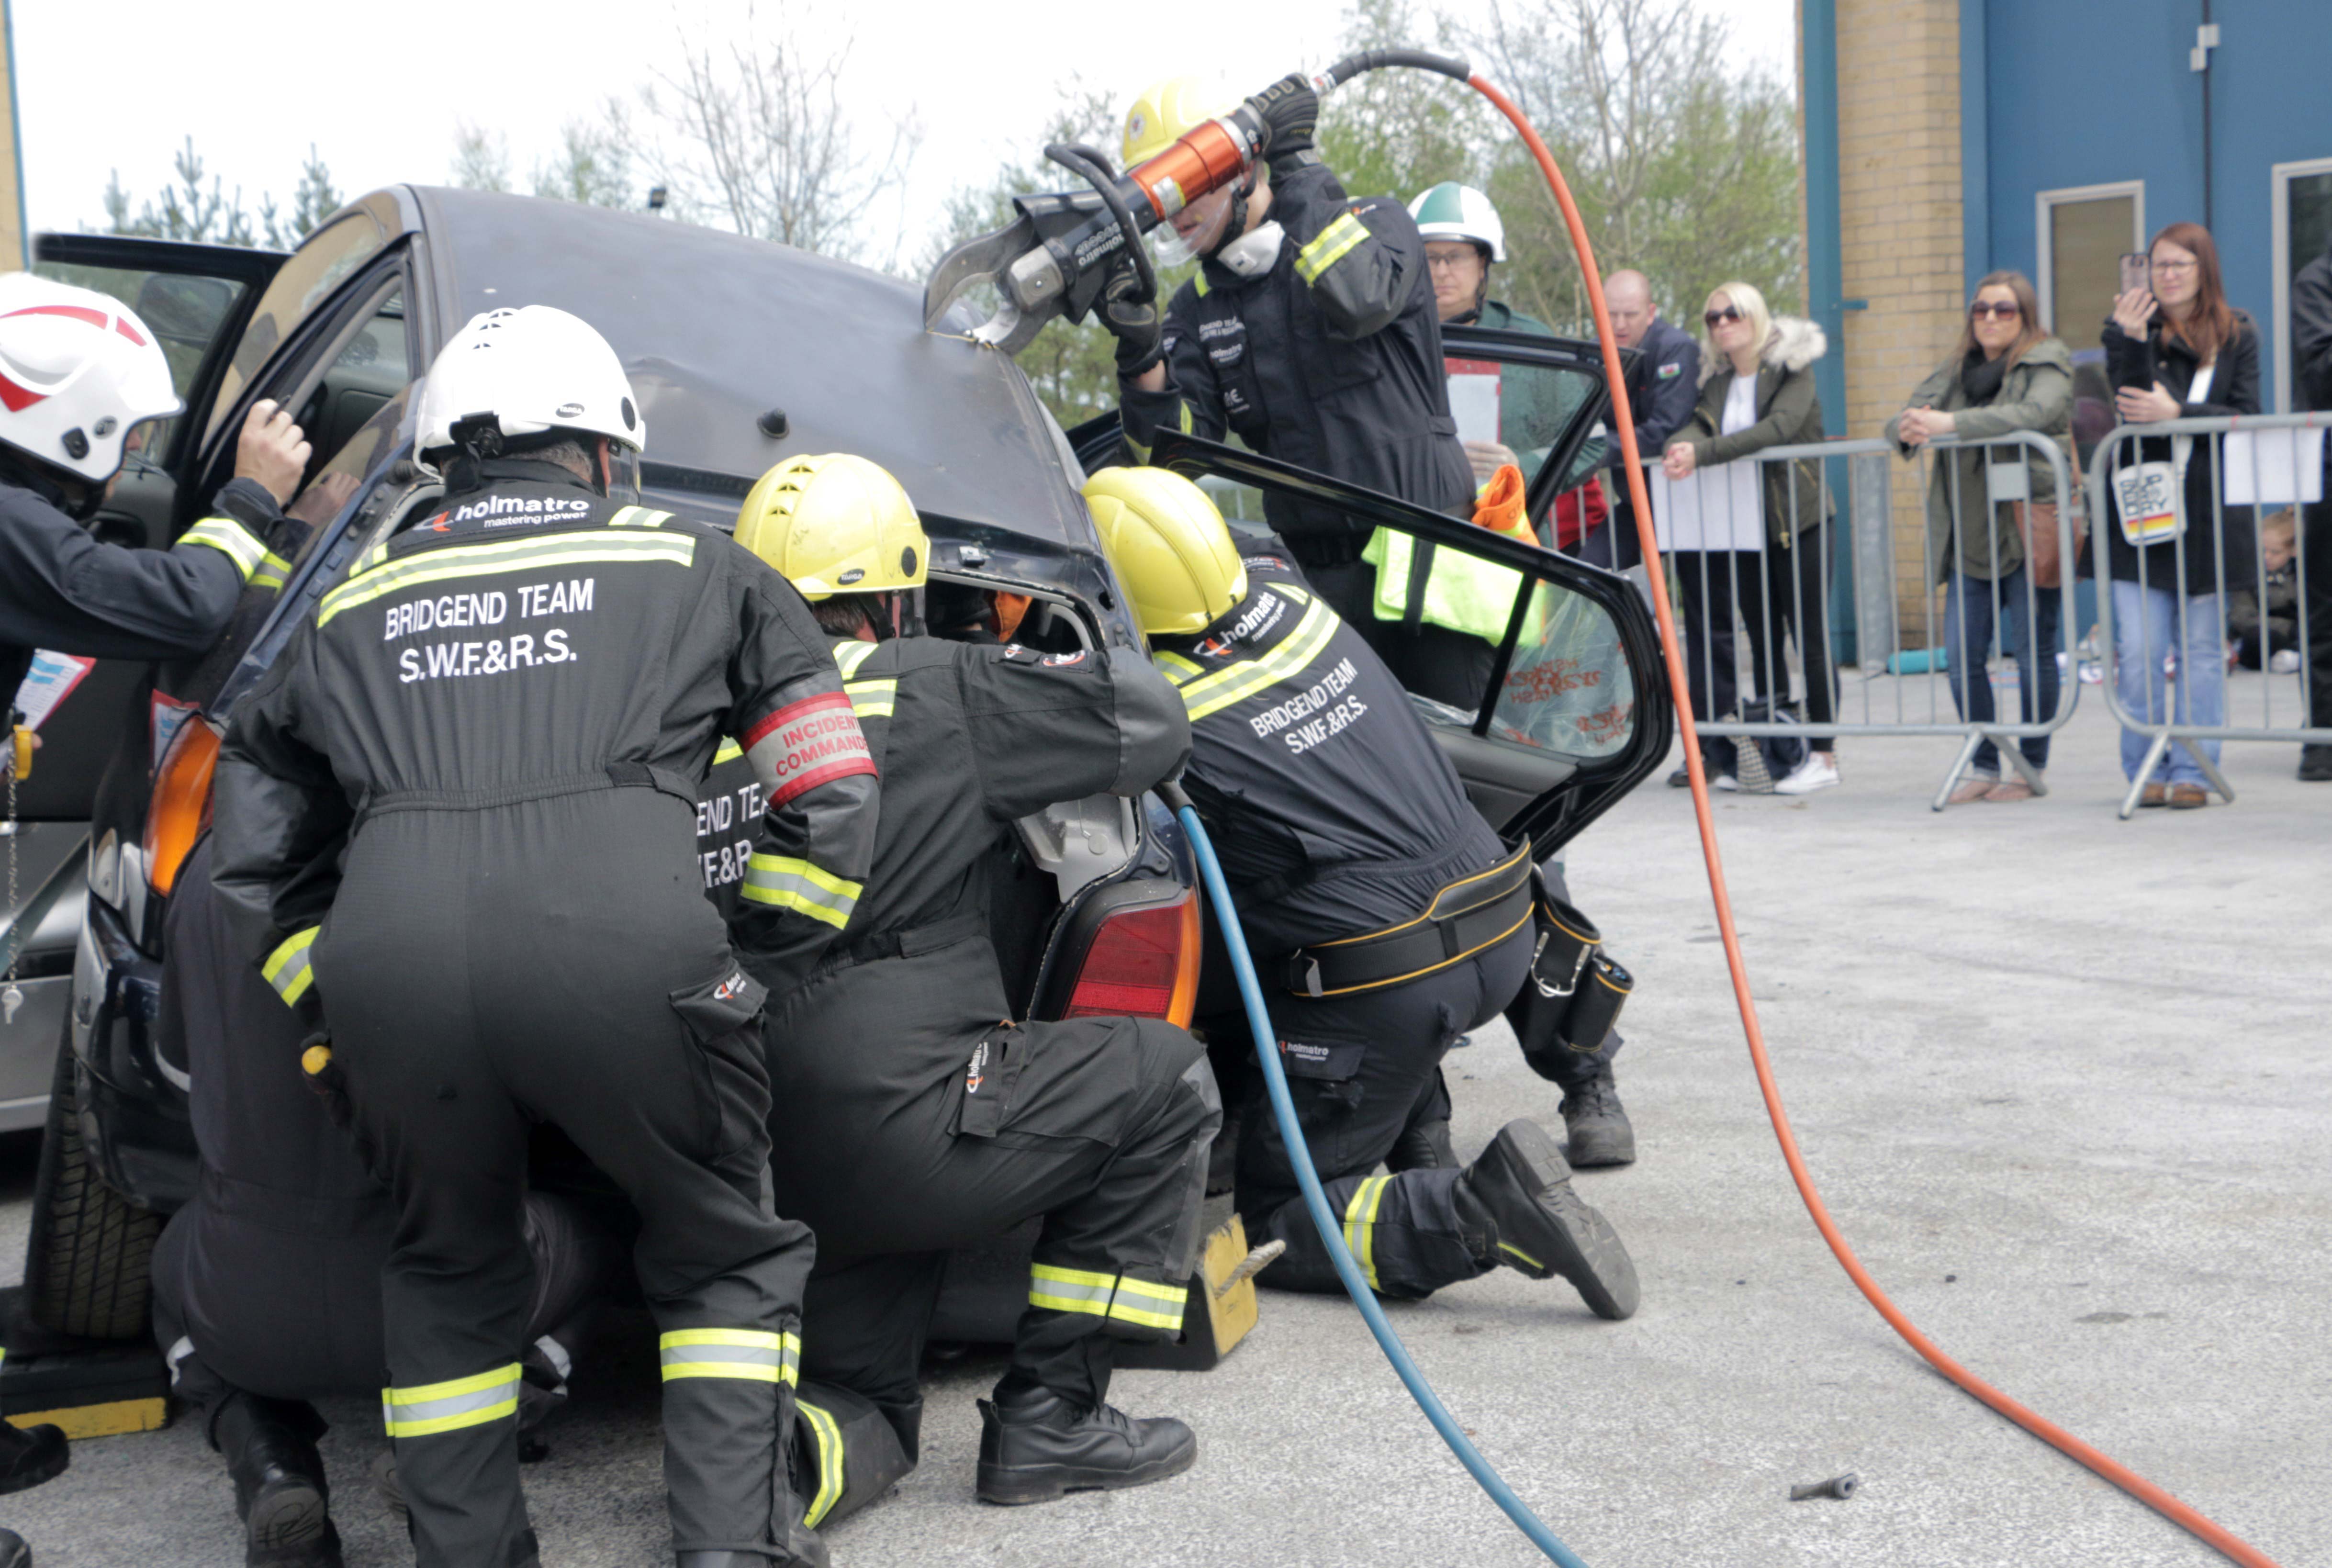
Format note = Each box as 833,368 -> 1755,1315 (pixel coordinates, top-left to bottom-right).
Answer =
2273,158 -> 2332,412
2037,182 -> 2144,469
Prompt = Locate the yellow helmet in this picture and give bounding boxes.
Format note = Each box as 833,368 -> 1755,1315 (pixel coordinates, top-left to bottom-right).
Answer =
735,453 -> 928,603
1122,76 -> 1236,169
1083,467 -> 1247,638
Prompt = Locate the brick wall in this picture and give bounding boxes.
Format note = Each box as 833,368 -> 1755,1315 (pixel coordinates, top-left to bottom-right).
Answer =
1835,0 -> 1967,648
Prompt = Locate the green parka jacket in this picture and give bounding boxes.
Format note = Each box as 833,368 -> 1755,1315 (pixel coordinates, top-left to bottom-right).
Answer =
1677,315 -> 1831,545
1884,336 -> 2074,583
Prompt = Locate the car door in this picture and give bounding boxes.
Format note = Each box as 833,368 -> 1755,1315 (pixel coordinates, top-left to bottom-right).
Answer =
1145,428 -> 1672,855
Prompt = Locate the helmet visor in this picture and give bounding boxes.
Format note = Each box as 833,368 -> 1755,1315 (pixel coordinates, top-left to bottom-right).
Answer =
1149,186 -> 1235,268
602,442 -> 641,505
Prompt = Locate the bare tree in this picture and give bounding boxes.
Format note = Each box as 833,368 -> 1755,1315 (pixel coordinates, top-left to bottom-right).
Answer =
638,3 -> 919,267
451,122 -> 515,193
532,105 -> 639,210
1467,0 -> 1801,330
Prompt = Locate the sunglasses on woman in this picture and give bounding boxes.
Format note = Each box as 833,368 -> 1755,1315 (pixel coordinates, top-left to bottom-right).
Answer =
1702,307 -> 1743,327
1969,302 -> 2022,319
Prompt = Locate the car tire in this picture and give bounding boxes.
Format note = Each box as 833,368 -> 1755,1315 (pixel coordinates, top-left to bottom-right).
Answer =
22,1018 -> 162,1340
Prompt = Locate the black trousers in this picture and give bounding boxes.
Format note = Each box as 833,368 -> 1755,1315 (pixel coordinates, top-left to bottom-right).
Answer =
320,790 -> 819,1568
765,936 -> 1220,1460
2307,494 -> 2332,729
1226,923 -> 1533,1300
1671,538 -> 1838,751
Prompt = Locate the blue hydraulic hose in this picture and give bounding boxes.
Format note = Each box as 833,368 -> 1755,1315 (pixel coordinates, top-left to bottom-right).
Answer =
1170,794 -> 1592,1568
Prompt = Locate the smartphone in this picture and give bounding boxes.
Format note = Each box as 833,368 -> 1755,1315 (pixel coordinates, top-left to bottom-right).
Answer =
2119,252 -> 2151,295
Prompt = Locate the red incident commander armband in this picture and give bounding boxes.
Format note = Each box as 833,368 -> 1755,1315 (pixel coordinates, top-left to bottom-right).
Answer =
742,691 -> 876,806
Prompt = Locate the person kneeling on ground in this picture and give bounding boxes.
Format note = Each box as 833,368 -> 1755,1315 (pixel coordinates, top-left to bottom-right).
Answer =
1087,464 -> 1638,1319
735,454 -> 1220,1511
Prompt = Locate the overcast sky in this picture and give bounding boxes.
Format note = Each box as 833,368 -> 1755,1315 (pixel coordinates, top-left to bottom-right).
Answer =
16,0 -> 1795,264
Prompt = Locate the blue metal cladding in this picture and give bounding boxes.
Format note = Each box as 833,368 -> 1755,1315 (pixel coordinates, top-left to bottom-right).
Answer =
1972,0 -> 2332,400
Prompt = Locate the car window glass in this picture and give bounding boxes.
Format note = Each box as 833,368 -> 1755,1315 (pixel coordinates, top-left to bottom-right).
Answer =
33,259 -> 252,459
1445,354 -> 1602,498
1485,578 -> 1636,762
280,374 -> 414,574
203,208 -> 391,448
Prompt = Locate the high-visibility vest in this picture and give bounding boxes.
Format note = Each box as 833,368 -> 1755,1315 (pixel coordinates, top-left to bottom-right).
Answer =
1362,464 -> 1546,643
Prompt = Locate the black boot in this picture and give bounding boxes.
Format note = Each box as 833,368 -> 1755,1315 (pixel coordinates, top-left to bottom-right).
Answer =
216,1394 -> 341,1568
1559,1070 -> 1637,1167
0,1526 -> 27,1568
0,1418 -> 67,1496
1455,1119 -> 1640,1320
2300,743 -> 2332,782
975,1387 -> 1196,1505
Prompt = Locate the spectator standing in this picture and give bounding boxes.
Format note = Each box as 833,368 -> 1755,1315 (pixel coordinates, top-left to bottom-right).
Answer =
2291,231 -> 2332,781
1887,270 -> 2074,803
2100,221 -> 2261,809
1663,281 -> 1840,795
1593,270 -> 1701,579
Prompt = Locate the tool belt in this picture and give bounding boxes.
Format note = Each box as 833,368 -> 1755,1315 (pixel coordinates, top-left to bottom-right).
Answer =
1504,878 -> 1633,1075
1284,839 -> 1536,999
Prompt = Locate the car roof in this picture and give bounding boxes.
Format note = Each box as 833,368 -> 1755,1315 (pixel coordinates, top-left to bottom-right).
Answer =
409,185 -> 1088,545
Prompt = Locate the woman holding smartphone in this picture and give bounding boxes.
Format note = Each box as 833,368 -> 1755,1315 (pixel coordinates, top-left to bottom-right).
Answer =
2101,221 -> 2261,809
1887,270 -> 2074,803
1663,280 -> 1837,794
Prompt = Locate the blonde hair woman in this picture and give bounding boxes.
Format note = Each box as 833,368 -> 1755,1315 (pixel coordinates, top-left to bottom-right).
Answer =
1660,280 -> 1838,794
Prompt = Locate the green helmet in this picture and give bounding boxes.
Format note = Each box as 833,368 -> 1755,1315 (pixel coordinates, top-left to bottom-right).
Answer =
1407,182 -> 1505,263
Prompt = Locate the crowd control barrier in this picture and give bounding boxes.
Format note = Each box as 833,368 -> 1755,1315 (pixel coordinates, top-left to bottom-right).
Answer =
2081,411 -> 2332,818
1619,429 -> 2079,809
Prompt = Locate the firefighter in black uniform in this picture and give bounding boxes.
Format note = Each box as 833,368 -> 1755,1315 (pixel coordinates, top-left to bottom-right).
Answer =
1105,76 -> 1491,711
732,453 -> 1218,1509
1085,466 -> 1639,1317
1,273 -> 309,784
153,834 -> 620,1568
1,275 -> 312,1523
211,307 -> 878,1568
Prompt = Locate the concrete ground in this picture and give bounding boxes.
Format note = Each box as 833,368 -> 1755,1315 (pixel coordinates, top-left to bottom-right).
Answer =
3,686 -> 2327,1567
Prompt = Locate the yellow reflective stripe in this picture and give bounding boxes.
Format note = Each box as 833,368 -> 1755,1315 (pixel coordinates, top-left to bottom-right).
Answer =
262,928 -> 319,1007
381,1363 -> 521,1437
1295,212 -> 1371,285
607,505 -> 673,528
1177,402 -> 1194,436
798,1400 -> 846,1526
1107,1276 -> 1187,1333
179,516 -> 269,581
1152,650 -> 1203,685
1177,596 -> 1339,722
355,536 -> 394,574
740,854 -> 862,930
846,678 -> 896,719
713,738 -> 744,764
251,549 -> 293,592
317,533 -> 695,626
830,639 -> 880,679
1029,1263 -> 1116,1317
1343,1176 -> 1391,1293
1193,271 -> 1211,298
1498,1240 -> 1545,1271
659,1328 -> 800,1384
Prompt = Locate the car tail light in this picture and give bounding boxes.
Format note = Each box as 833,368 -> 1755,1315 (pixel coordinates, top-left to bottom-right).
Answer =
144,718 -> 221,897
1063,889 -> 1202,1027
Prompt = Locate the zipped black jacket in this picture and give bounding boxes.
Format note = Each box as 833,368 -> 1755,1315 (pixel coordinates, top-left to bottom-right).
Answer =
0,467 -> 299,707
1152,548 -> 1502,956
211,465 -> 881,1019
1121,162 -> 1474,565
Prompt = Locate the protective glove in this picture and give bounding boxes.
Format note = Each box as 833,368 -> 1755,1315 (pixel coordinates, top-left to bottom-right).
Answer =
1101,263 -> 1166,380
1244,73 -> 1320,171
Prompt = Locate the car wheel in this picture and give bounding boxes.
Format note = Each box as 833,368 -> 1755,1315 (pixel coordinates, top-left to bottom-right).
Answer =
22,1017 -> 162,1339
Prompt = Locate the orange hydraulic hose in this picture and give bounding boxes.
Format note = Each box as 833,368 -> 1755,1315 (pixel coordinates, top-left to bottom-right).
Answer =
1464,71 -> 2283,1568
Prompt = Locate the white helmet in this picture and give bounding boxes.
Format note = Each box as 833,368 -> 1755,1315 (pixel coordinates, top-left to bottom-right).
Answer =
415,305 -> 644,460
1407,182 -> 1505,264
0,272 -> 184,484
